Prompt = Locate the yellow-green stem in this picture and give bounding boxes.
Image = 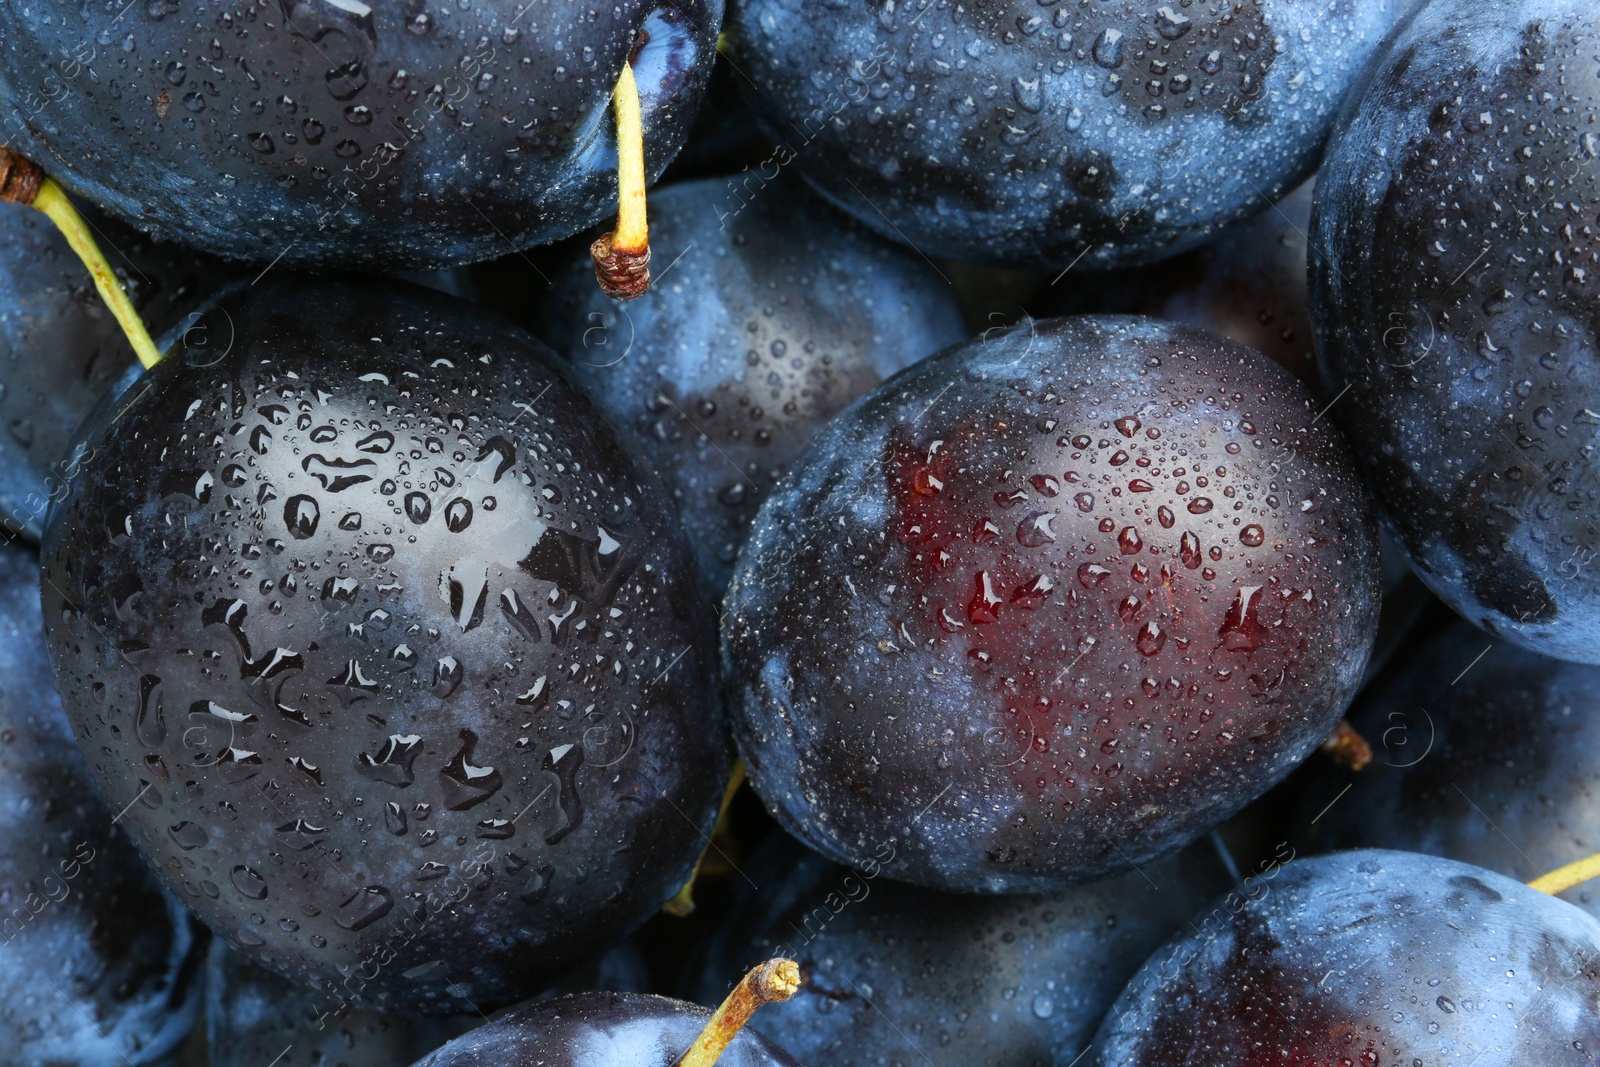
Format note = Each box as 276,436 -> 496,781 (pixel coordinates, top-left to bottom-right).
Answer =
32,179 -> 163,369
665,761 -> 746,917
590,61 -> 651,300
1529,851 -> 1600,897
612,61 -> 648,250
675,959 -> 800,1067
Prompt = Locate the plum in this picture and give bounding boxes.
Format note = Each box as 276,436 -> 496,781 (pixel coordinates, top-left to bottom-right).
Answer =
411,965 -> 801,1067
39,276 -> 727,1013
536,175 -> 965,596
0,1 -> 720,268
1040,180 -> 1318,381
1085,849 -> 1600,1065
723,316 -> 1381,891
0,200 -> 226,540
724,0 -> 1405,270
0,540 -> 203,1066
687,832 -> 1230,1066
1300,618 -> 1600,921
1311,0 -> 1600,662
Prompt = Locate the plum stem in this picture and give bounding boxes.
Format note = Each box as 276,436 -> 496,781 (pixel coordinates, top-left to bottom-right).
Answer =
0,147 -> 163,369
1529,852 -> 1600,896
590,60 -> 651,300
30,181 -> 164,369
664,761 -> 747,917
676,958 -> 801,1067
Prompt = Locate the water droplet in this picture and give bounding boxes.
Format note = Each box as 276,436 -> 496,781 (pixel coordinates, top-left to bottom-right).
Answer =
439,730 -> 503,811
1180,532 -> 1203,569
967,571 -> 1004,624
1136,620 -> 1167,656
169,822 -> 208,850
230,866 -> 269,900
284,495 -> 320,539
1154,6 -> 1191,39
1093,28 -> 1124,68
431,656 -> 463,697
336,885 -> 393,931
1016,511 -> 1056,547
358,734 -> 423,786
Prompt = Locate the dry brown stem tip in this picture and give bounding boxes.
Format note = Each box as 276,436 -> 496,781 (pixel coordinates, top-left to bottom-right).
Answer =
1321,718 -> 1373,772
590,233 -> 651,301
0,145 -> 45,206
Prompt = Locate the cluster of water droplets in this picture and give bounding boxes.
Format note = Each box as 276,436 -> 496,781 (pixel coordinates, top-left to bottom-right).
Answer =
40,288 -> 721,1009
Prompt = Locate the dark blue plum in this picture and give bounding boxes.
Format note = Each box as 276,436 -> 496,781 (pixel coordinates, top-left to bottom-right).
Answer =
725,0 -> 1405,270
409,991 -> 800,1067
0,540 -> 204,1066
723,316 -> 1381,892
536,175 -> 965,596
1039,180 -> 1318,380
0,200 -> 227,540
0,1 -> 719,268
687,832 -> 1229,1067
39,276 -> 727,1014
1086,849 -> 1600,1065
1311,0 -> 1600,663
1299,619 -> 1600,921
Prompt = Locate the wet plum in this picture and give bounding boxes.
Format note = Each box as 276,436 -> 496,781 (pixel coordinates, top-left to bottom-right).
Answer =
1040,180 -> 1319,381
39,276 -> 727,1014
725,0 -> 1405,270
0,200 -> 226,540
723,316 -> 1381,892
1085,849 -> 1600,1065
537,175 -> 965,596
409,987 -> 800,1067
687,832 -> 1230,1067
1311,0 -> 1600,662
1300,619 -> 1600,921
0,1 -> 720,268
0,540 -> 203,1066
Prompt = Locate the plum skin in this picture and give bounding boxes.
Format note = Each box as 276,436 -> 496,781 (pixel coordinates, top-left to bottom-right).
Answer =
409,991 -> 799,1067
536,175 -> 965,598
1300,619 -> 1600,921
1085,849 -> 1600,1065
39,276 -> 727,1014
0,1 -> 719,268
723,316 -> 1381,892
687,832 -> 1230,1067
0,541 -> 204,1067
725,0 -> 1404,270
1311,0 -> 1600,662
